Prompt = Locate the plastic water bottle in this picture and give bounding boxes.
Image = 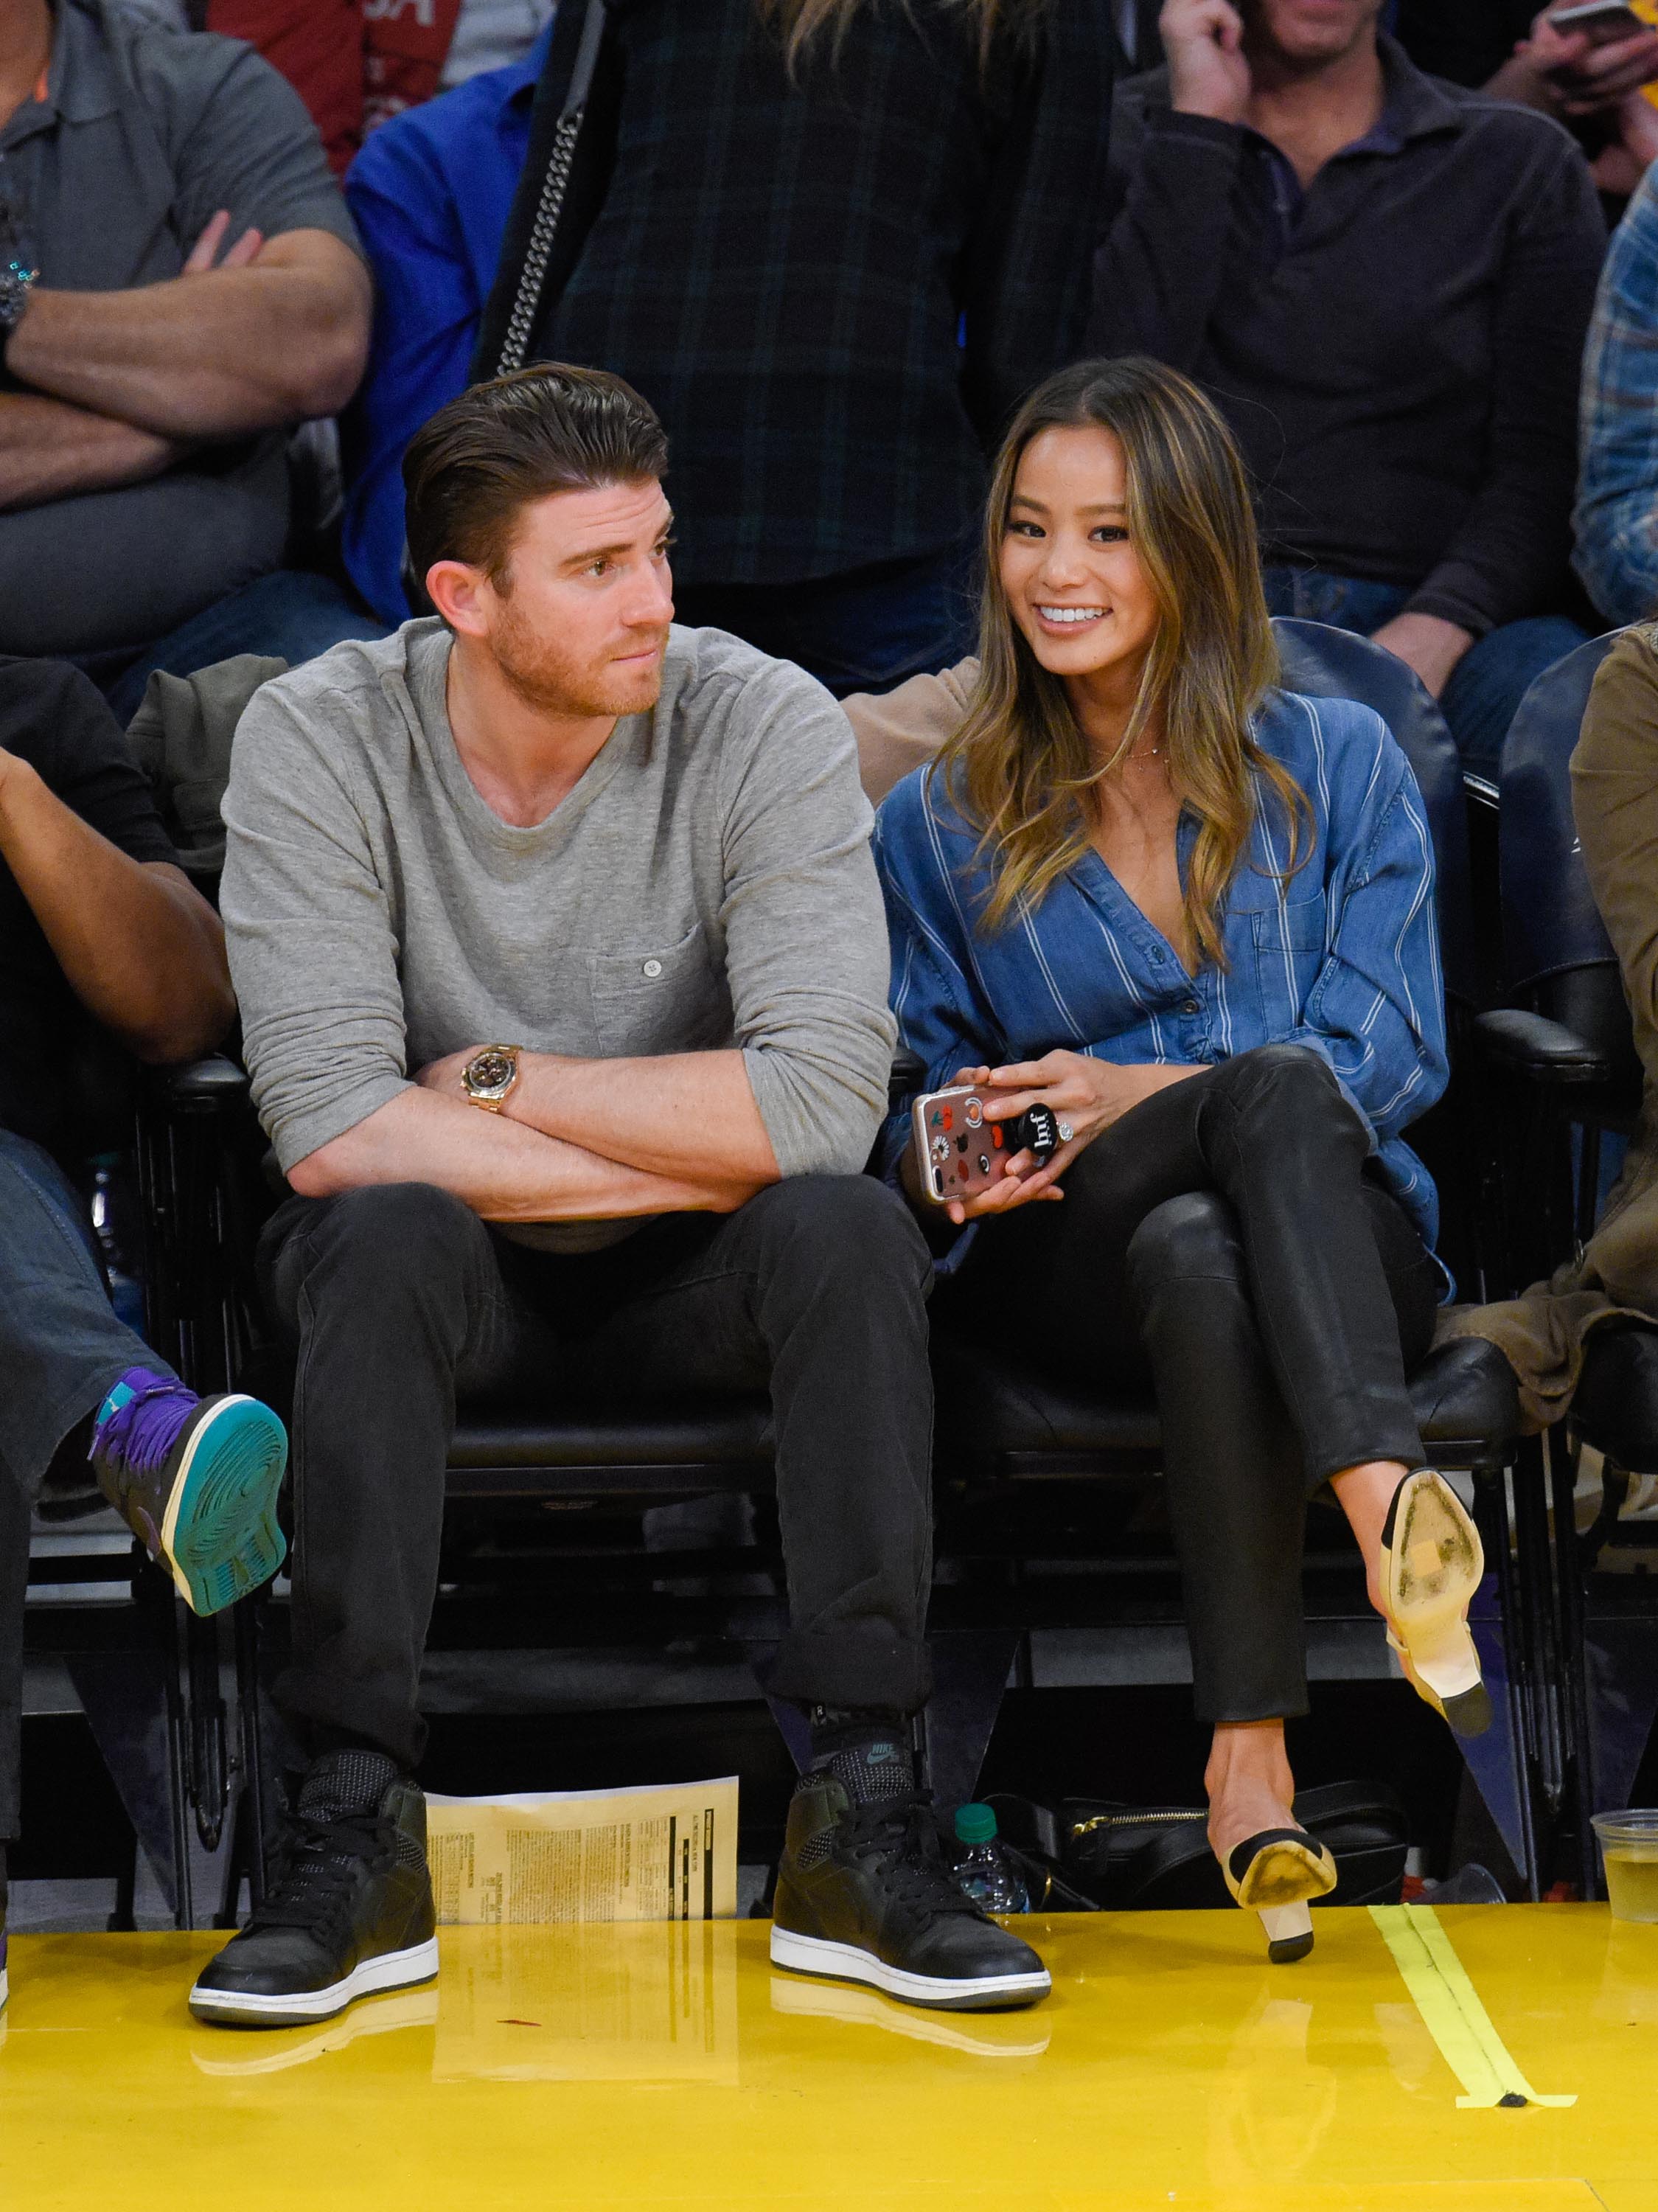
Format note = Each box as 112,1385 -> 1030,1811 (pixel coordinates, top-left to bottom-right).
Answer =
91,1157 -> 145,1334
952,1803 -> 1029,1914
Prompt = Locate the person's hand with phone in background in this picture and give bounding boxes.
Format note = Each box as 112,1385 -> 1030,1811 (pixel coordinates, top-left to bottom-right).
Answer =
1488,4 -> 1658,192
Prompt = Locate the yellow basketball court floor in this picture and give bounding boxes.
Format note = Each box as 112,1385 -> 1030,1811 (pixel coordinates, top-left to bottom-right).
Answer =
1,1905 -> 1652,2211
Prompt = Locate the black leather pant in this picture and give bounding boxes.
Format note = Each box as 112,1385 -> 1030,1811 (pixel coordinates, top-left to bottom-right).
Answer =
941,1044 -> 1441,1723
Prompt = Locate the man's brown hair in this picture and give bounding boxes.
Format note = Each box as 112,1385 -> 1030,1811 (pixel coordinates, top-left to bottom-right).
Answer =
403,364 -> 669,588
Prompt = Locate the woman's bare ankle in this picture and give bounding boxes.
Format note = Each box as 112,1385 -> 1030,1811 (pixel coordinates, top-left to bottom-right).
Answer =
1329,1458 -> 1411,1620
1205,1719 -> 1297,1863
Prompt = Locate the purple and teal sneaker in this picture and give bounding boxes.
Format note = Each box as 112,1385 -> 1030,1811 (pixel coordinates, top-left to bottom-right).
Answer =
89,1368 -> 288,1616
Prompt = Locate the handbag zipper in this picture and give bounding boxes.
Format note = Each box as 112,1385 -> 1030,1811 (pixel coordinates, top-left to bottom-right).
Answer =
1069,1809 -> 1208,1838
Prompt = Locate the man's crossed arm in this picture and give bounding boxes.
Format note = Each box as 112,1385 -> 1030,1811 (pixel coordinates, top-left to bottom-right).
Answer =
0,742 -> 233,1062
0,214 -> 369,513
288,1048 -> 782,1225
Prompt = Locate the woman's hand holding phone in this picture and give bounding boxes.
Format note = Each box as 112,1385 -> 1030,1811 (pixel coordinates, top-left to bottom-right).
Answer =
907,1054 -> 1208,1226
964,1053 -> 1205,1220
911,1065 -> 1067,1225
969,1051 -> 1140,1205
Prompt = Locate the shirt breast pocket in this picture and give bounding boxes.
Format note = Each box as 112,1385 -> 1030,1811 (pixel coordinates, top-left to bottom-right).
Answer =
1250,888 -> 1329,1028
588,922 -> 731,1058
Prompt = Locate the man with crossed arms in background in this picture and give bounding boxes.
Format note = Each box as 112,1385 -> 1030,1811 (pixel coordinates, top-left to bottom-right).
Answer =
0,0 -> 378,713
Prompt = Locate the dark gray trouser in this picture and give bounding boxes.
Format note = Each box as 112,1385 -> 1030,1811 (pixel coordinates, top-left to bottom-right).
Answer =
0,1130 -> 172,1840
257,1174 -> 936,1770
939,1044 -> 1442,1727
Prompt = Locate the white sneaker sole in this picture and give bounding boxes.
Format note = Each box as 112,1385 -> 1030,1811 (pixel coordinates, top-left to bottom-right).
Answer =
769,1926 -> 1051,2012
187,1935 -> 439,2028
158,1395 -> 288,1618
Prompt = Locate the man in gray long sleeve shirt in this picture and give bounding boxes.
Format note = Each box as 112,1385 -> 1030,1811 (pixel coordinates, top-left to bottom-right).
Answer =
195,365 -> 1050,2031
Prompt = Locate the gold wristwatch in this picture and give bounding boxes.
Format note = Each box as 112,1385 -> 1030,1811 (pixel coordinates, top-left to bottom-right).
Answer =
461,1043 -> 523,1113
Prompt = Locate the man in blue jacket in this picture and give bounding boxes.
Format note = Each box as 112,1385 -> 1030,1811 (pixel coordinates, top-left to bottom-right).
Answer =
341,22 -> 551,623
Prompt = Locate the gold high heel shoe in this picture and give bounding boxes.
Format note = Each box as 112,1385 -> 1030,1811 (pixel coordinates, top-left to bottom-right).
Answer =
1380,1469 -> 1491,1739
1222,1829 -> 1337,1964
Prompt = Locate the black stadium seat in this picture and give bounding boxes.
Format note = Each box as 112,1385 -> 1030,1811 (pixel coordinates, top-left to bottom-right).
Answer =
933,1335 -> 1522,1480
1485,633 -> 1644,1287
1475,630 -> 1658,1888
1275,616 -> 1479,1006
443,1406 -> 773,1500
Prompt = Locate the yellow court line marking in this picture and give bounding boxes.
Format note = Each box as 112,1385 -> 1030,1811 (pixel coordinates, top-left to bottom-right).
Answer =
1370,1904 -> 1576,2110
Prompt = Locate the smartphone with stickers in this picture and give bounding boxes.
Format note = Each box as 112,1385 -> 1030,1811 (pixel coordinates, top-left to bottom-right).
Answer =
909,1086 -> 1062,1206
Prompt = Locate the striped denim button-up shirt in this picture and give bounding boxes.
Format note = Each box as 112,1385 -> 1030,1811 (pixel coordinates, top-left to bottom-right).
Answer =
873,686 -> 1449,1261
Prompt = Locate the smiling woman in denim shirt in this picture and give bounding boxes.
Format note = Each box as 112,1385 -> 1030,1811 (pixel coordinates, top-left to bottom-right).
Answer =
871,356 -> 1480,1966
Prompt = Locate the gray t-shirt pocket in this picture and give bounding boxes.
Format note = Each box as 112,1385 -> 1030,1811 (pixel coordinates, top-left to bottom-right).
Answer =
588,922 -> 732,1057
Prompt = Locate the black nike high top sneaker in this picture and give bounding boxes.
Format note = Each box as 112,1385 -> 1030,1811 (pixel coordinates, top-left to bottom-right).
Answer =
190,1749 -> 437,2028
770,1722 -> 1050,2012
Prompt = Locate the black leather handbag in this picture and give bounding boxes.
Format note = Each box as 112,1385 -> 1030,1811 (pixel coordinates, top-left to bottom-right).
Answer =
986,1781 -> 1409,1911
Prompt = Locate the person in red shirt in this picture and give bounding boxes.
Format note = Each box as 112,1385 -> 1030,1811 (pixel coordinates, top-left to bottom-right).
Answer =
181,0 -> 554,175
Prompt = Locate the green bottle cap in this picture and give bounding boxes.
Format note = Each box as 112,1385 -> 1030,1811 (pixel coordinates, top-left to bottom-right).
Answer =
955,1802 -> 997,1845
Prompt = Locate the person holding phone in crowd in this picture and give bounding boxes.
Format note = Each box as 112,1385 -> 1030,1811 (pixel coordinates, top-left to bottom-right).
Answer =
870,356 -> 1483,1965
1401,0 -> 1658,195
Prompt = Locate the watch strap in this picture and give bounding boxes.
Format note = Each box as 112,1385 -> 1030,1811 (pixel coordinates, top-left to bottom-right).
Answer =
462,1042 -> 523,1110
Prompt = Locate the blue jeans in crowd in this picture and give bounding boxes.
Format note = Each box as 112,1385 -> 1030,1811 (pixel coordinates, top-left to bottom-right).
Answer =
674,539 -> 980,697
0,1130 -> 176,1839
98,568 -> 389,726
1263,567 -> 1589,782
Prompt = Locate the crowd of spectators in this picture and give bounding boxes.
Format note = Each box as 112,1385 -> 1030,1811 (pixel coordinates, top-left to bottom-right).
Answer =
8,0 -> 1658,736
10,0 -> 1658,2039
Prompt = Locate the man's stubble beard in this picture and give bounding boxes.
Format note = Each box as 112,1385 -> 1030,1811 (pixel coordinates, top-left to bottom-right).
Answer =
491,594 -> 669,721
1246,0 -> 1380,74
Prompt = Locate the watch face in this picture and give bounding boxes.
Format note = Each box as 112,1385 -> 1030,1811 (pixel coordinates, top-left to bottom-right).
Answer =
467,1047 -> 516,1096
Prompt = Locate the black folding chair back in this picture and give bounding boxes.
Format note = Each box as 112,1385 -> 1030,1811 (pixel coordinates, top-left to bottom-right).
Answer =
1269,618 -> 1491,1289
1470,627 -> 1658,1870
1499,633 -> 1630,1068
1483,634 -> 1640,1284
1273,617 -> 1475,1009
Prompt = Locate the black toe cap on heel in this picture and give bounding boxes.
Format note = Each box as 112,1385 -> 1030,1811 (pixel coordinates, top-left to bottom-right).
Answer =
1443,1681 -> 1495,1739
1267,1930 -> 1315,1965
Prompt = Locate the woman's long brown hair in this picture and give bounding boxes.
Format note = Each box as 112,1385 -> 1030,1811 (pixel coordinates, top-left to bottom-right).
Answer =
936,355 -> 1306,970
754,0 -> 1043,69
